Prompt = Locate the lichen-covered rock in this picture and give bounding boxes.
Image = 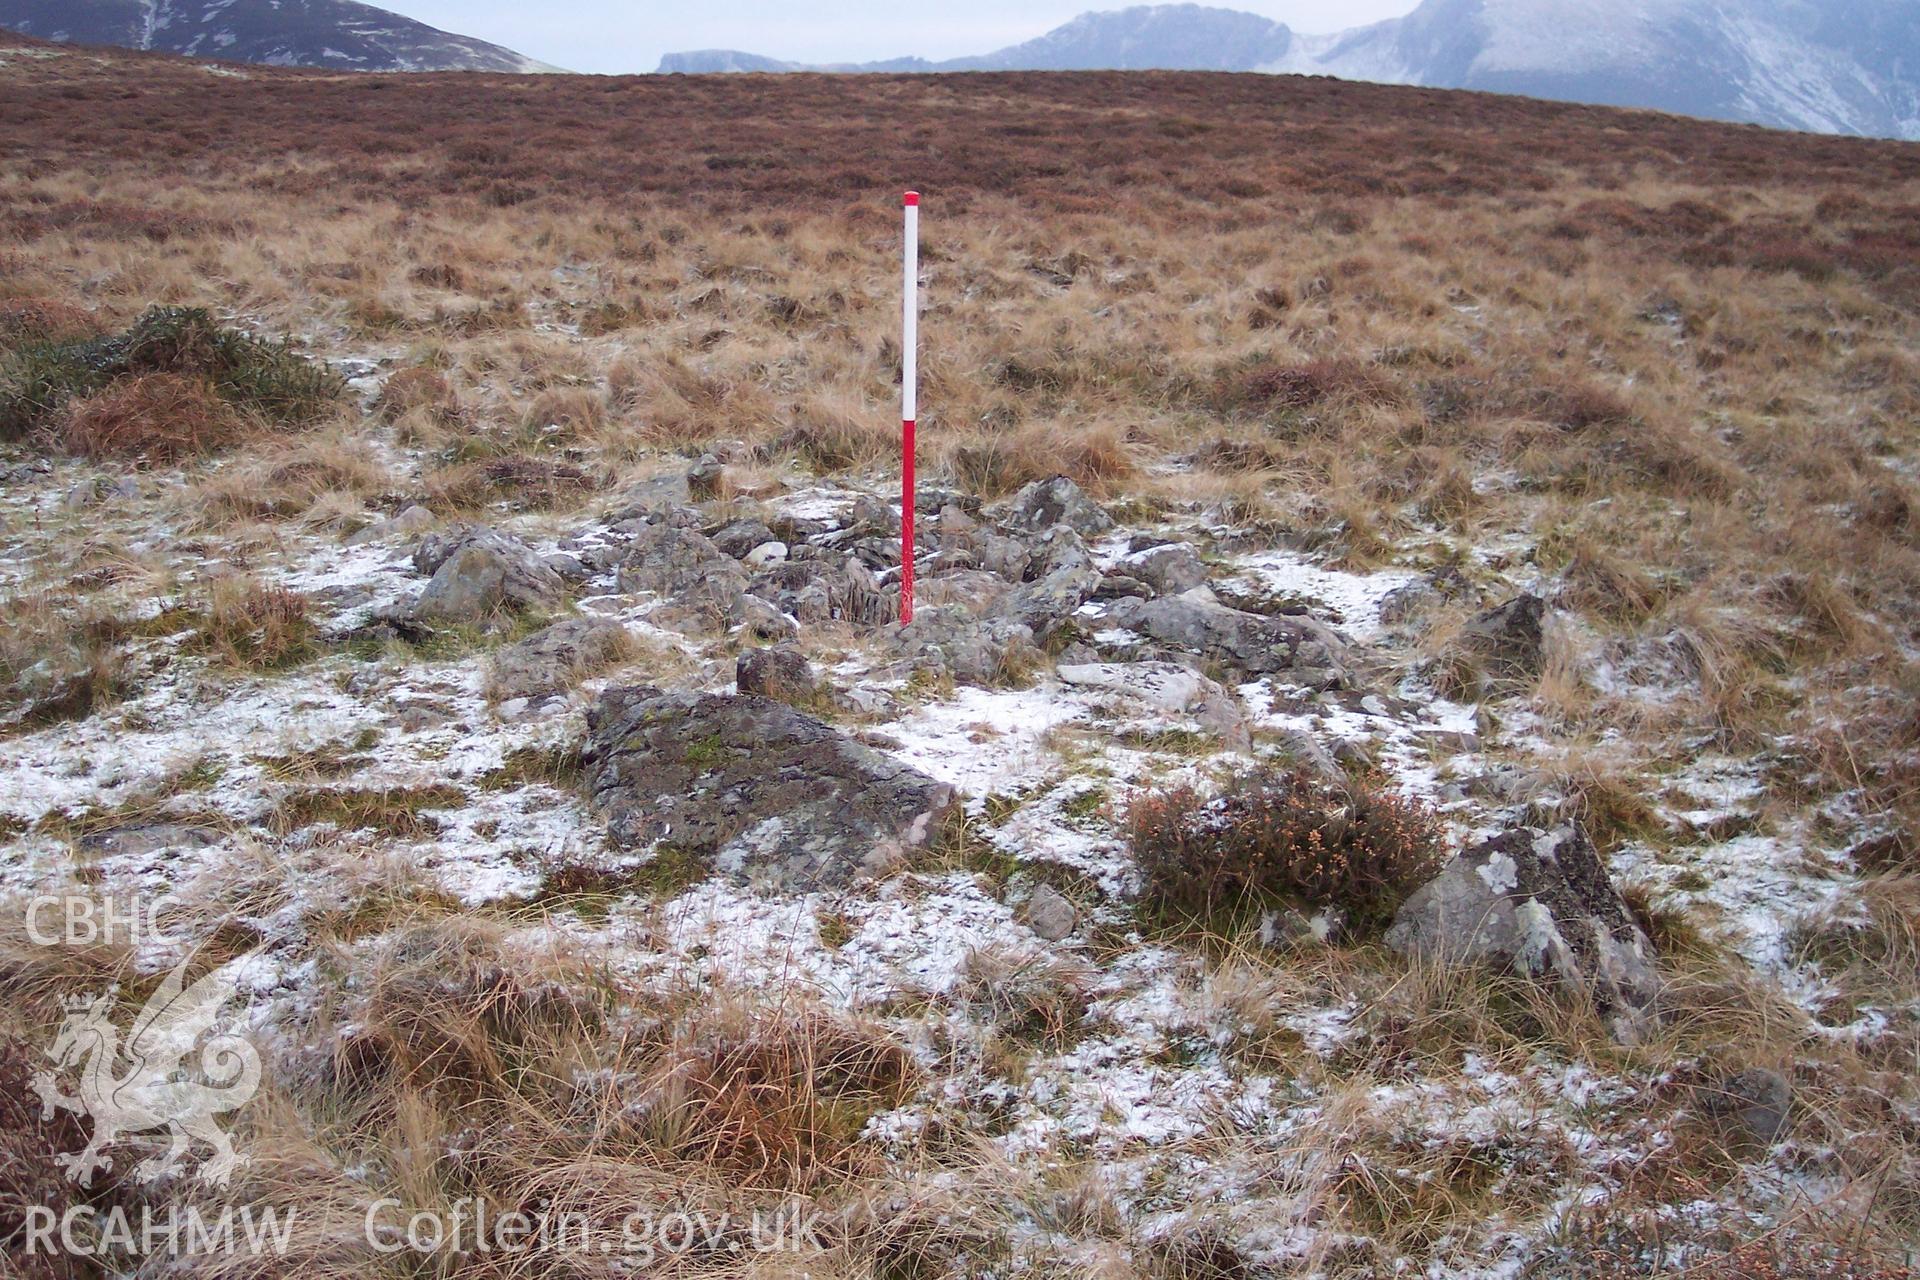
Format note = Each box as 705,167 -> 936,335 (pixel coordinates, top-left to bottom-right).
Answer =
615,525 -> 748,601
887,607 -> 1041,686
1120,541 -> 1208,596
1384,825 -> 1661,1042
736,644 -> 818,705
1099,588 -> 1352,686
486,617 -> 632,701
1006,475 -> 1114,537
410,525 -> 565,621
583,687 -> 959,892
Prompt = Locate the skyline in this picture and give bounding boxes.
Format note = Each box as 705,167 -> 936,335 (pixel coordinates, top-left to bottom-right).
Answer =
370,1 -> 1423,75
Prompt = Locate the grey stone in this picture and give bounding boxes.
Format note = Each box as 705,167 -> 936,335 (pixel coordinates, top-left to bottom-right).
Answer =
728,592 -> 799,642
1122,542 -> 1208,596
686,454 -> 726,502
1700,1066 -> 1793,1147
1006,476 -> 1113,537
916,569 -> 1012,612
736,644 -> 819,704
1024,883 -> 1078,942
711,518 -> 777,559
486,618 -> 633,701
411,526 -> 566,621
1458,594 -> 1548,684
346,503 -> 435,548
1385,825 -> 1661,1043
1100,589 -> 1353,686
889,607 -> 1041,686
584,687 -> 960,892
616,525 -> 747,599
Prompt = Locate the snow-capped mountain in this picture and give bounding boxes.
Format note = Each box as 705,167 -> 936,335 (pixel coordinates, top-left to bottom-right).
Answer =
658,0 -> 1920,141
1272,0 -> 1919,140
0,0 -> 559,72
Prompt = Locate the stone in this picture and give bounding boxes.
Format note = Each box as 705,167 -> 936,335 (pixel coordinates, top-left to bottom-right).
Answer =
728,592 -> 799,642
889,607 -> 1041,686
616,524 -> 746,597
411,526 -> 565,621
1057,662 -> 1248,748
485,617 -> 633,701
1700,1066 -> 1793,1147
1385,825 -> 1661,1043
346,503 -> 435,548
1006,476 -> 1113,537
736,644 -> 819,705
686,454 -> 726,502
1458,594 -> 1547,684
710,518 -> 777,559
993,563 -> 1102,642
916,569 -> 1011,612
1024,884 -> 1078,942
583,687 -> 960,892
1100,589 -> 1352,686
1122,542 -> 1208,597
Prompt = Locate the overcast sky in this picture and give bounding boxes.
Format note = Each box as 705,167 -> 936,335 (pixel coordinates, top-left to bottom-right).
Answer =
374,2 -> 1422,75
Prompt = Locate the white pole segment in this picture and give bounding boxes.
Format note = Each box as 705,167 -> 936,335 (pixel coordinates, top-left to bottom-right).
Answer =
902,198 -> 919,422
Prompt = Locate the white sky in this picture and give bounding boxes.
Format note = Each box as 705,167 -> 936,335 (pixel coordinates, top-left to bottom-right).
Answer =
375,2 -> 1423,75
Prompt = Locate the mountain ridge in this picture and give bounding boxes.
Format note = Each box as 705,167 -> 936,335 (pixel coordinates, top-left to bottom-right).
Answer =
0,0 -> 560,73
658,0 -> 1920,141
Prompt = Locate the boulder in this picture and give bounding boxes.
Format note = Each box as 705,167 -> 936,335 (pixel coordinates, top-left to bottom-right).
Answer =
616,525 -> 748,600
583,687 -> 959,892
727,592 -> 799,642
1121,542 -> 1209,597
1384,825 -> 1661,1043
1100,589 -> 1352,687
736,644 -> 819,705
888,607 -> 1041,686
1056,661 -> 1248,748
486,617 -> 633,701
411,526 -> 565,621
710,518 -> 777,559
1006,476 -> 1113,538
1458,594 -> 1547,684
346,503 -> 434,548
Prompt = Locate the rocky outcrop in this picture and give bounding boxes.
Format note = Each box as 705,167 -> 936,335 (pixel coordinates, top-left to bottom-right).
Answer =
1100,589 -> 1352,686
410,525 -> 566,621
583,687 -> 959,892
887,607 -> 1042,685
1385,825 -> 1661,1042
1005,475 -> 1114,538
485,617 -> 632,701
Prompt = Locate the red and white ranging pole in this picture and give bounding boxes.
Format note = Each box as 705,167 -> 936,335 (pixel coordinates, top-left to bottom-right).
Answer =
900,190 -> 919,625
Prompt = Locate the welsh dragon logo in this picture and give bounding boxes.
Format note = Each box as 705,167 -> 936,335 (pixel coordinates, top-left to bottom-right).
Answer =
30,952 -> 263,1187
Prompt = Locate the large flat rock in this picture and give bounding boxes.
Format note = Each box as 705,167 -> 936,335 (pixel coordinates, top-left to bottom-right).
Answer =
583,687 -> 959,892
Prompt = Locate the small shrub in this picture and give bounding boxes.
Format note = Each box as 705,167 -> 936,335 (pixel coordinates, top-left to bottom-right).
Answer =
0,305 -> 338,441
189,578 -> 320,670
56,373 -> 247,461
374,366 -> 460,424
1125,766 -> 1442,933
